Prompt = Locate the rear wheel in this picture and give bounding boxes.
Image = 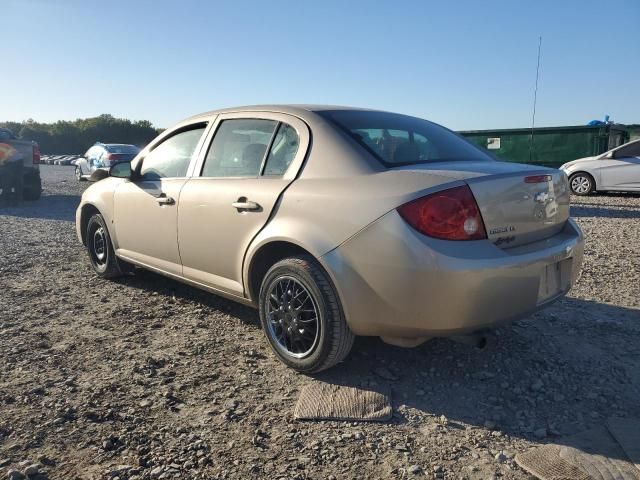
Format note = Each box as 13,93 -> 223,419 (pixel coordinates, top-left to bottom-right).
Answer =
86,213 -> 131,278
259,255 -> 354,373
569,172 -> 594,195
23,170 -> 41,201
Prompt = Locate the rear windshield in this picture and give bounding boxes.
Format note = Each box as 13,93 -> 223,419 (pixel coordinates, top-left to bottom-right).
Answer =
106,144 -> 140,154
318,110 -> 492,167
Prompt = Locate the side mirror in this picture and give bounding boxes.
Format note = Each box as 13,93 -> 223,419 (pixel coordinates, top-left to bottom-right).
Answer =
605,151 -> 615,159
89,169 -> 109,182
109,162 -> 133,179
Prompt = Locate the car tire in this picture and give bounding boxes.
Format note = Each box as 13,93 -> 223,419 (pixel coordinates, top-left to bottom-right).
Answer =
569,172 -> 595,195
259,255 -> 354,373
86,213 -> 131,278
23,171 -> 42,201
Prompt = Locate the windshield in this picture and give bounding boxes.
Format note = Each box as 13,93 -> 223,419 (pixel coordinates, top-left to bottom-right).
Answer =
610,140 -> 640,158
318,110 -> 492,167
106,144 -> 140,154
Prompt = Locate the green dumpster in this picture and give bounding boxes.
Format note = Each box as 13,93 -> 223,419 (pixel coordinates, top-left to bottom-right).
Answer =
458,124 -> 629,168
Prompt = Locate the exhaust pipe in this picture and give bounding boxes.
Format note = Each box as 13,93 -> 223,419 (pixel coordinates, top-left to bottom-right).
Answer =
450,333 -> 493,349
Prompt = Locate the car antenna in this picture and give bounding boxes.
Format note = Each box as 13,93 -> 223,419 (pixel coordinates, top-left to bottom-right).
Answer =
529,36 -> 542,164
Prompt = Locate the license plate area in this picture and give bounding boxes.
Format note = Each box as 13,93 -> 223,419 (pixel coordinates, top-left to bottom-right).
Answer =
537,258 -> 572,303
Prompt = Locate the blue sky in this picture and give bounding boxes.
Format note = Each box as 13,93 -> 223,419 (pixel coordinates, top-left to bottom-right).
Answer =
3,0 -> 639,130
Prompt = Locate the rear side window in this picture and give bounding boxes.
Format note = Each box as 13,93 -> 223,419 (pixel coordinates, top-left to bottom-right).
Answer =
263,123 -> 299,176
319,110 -> 491,167
202,119 -> 277,177
140,125 -> 206,180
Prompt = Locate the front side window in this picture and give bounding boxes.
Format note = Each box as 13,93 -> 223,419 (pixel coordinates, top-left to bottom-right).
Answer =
319,110 -> 492,167
263,123 -> 299,176
202,119 -> 277,177
140,125 -> 206,180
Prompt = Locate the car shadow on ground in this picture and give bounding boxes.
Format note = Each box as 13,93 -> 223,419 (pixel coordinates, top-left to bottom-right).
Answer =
109,264 -> 640,461
570,205 -> 640,218
116,268 -> 259,326
310,297 -> 639,461
0,194 -> 81,222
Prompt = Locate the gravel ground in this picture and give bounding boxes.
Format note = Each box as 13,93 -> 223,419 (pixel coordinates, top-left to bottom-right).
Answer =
1,166 -> 639,480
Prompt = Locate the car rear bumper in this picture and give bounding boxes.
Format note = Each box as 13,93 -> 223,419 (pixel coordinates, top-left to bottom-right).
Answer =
321,211 -> 584,338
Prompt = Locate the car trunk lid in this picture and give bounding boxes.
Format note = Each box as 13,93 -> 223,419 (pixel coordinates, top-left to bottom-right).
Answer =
394,161 -> 570,248
465,169 -> 570,248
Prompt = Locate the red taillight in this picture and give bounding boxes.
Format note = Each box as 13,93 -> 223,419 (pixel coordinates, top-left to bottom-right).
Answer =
32,144 -> 41,164
106,153 -> 123,161
397,185 -> 487,241
524,174 -> 552,183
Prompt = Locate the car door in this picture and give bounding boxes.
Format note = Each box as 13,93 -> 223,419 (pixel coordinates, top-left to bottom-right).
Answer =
599,141 -> 640,190
178,113 -> 310,296
112,122 -> 209,275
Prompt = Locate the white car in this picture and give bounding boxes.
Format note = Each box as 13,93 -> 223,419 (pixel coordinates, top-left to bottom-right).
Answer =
560,139 -> 640,195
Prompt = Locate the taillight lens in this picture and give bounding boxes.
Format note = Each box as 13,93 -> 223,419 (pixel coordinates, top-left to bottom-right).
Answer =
107,153 -> 123,161
32,144 -> 41,164
524,174 -> 552,183
397,185 -> 487,241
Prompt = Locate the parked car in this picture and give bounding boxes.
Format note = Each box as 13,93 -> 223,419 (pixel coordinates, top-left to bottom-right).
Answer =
55,155 -> 77,166
75,143 -> 140,181
560,139 -> 640,195
0,128 -> 42,200
76,105 -> 584,372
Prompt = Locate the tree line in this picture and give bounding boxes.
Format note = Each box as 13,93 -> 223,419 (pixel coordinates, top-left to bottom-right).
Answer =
0,114 -> 163,154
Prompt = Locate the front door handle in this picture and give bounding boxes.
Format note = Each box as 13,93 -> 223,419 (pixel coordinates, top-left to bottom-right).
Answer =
232,198 -> 261,212
156,194 -> 175,206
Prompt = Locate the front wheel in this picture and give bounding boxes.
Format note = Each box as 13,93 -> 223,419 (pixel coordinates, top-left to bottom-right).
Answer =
259,255 -> 354,373
569,173 -> 594,195
86,213 -> 130,278
75,166 -> 85,181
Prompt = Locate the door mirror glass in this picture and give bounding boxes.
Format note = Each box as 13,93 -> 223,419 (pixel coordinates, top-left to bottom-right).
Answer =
110,161 -> 132,178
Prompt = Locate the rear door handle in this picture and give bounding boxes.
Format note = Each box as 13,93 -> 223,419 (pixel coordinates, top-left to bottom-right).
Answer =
232,198 -> 261,211
156,194 -> 175,206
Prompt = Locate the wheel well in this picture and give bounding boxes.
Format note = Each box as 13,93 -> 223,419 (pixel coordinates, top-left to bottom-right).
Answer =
79,204 -> 100,245
569,171 -> 596,188
248,241 -> 312,302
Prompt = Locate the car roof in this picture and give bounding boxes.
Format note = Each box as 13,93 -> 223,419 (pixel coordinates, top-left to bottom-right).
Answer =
183,104 -> 379,123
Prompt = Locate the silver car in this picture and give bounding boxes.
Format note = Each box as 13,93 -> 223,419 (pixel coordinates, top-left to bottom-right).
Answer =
561,139 -> 640,195
76,105 -> 584,372
75,143 -> 140,181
